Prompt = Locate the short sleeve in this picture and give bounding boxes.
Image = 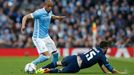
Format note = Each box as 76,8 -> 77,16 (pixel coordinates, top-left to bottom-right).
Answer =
31,9 -> 42,19
100,55 -> 113,72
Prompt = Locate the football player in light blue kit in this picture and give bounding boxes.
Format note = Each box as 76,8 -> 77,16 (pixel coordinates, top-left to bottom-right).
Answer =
21,0 -> 64,70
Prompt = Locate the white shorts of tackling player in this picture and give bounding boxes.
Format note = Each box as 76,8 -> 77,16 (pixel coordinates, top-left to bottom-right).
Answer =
32,36 -> 57,54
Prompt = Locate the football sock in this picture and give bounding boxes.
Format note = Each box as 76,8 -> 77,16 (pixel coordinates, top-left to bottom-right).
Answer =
49,68 -> 59,73
32,54 -> 49,65
51,51 -> 58,63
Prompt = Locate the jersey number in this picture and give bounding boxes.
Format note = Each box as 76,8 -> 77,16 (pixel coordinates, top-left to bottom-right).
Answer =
86,50 -> 96,61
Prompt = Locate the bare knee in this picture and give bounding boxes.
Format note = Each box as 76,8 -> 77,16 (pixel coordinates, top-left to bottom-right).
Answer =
42,51 -> 51,58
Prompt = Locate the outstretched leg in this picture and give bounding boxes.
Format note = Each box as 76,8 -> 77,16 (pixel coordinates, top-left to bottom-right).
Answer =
36,55 -> 80,74
42,61 -> 62,69
32,52 -> 50,65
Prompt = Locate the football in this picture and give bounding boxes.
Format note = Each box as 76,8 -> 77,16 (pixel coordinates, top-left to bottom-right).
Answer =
24,63 -> 36,74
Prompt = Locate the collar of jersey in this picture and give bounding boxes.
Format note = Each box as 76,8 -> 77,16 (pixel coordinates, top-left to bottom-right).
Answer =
43,8 -> 47,13
43,8 -> 51,15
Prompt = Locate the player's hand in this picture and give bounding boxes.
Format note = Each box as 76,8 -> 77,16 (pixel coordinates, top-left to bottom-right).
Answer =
112,69 -> 127,74
119,71 -> 127,74
106,72 -> 111,74
21,25 -> 25,33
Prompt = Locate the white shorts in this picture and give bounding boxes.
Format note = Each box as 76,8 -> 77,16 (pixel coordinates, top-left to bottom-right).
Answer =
32,36 -> 57,54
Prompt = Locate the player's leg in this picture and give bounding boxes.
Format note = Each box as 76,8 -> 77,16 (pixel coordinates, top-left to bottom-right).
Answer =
35,61 -> 62,74
43,55 -> 78,69
41,55 -> 72,69
51,50 -> 58,63
36,55 -> 80,74
41,60 -> 62,69
45,36 -> 59,63
41,61 -> 58,69
40,54 -> 70,69
32,51 -> 50,65
42,55 -> 80,73
31,38 -> 50,65
59,55 -> 80,73
36,66 -> 79,74
48,66 -> 79,73
35,56 -> 72,74
36,56 -> 72,74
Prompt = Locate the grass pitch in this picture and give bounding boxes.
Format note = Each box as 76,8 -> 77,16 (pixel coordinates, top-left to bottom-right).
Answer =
0,56 -> 134,75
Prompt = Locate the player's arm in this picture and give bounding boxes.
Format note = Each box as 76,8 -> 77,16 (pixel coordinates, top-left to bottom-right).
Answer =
21,9 -> 41,33
98,64 -> 111,74
21,14 -> 33,33
104,63 -> 126,74
111,68 -> 127,74
98,61 -> 111,74
100,55 -> 126,74
51,15 -> 65,20
99,64 -> 126,74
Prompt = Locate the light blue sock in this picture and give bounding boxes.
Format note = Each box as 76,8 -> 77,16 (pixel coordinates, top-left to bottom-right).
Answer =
51,52 -> 59,63
32,54 -> 49,65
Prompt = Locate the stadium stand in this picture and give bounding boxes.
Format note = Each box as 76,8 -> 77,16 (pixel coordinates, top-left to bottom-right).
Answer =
0,0 -> 133,48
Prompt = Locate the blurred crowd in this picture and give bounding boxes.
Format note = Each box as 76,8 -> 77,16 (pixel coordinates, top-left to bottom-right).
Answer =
0,0 -> 133,48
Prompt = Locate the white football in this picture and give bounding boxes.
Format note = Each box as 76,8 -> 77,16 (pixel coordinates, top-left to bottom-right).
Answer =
24,63 -> 36,74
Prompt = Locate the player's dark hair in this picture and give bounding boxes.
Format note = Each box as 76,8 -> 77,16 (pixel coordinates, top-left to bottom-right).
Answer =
99,41 -> 110,48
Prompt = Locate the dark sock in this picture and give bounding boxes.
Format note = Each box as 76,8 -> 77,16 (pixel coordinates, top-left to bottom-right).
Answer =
50,68 -> 60,73
42,62 -> 57,69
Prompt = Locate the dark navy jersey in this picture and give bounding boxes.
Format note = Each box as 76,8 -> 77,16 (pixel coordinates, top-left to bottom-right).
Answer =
79,47 -> 113,72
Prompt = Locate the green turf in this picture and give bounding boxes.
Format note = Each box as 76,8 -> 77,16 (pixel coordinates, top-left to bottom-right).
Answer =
0,56 -> 134,75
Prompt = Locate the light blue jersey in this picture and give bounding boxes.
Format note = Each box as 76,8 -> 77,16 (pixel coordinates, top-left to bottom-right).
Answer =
31,8 -> 53,38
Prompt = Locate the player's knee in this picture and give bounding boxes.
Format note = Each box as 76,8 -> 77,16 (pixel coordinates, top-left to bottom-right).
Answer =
42,51 -> 51,57
61,59 -> 68,66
